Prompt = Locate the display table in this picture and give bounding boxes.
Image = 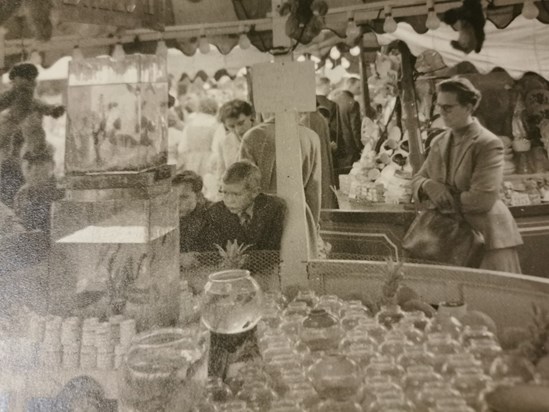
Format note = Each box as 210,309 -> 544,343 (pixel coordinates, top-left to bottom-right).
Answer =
321,203 -> 549,277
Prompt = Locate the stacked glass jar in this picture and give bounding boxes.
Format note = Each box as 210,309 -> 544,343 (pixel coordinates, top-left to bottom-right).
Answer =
193,290 -> 539,412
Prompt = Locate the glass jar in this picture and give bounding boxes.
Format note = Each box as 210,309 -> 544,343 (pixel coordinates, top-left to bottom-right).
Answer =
425,332 -> 462,371
118,328 -> 208,412
300,309 -> 343,352
460,325 -> 496,347
397,346 -> 436,370
307,354 -> 361,402
376,304 -> 405,329
293,290 -> 318,308
201,270 -> 263,334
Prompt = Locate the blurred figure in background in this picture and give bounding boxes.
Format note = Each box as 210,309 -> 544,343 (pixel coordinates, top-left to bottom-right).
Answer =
316,76 -> 343,164
211,99 -> 255,185
300,109 -> 338,209
332,76 -> 364,173
13,144 -> 64,235
176,96 -> 221,200
239,113 -> 322,257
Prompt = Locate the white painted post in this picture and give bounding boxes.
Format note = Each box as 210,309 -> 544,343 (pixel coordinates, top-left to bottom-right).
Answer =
271,0 -> 310,291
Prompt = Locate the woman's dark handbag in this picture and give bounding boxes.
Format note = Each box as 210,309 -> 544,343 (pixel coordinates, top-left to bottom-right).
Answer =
402,209 -> 485,267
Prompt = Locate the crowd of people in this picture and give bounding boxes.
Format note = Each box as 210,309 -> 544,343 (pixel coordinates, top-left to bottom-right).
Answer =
169,74 -> 369,258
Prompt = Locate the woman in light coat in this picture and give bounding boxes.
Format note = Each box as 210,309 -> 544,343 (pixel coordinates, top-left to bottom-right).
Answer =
412,77 -> 522,273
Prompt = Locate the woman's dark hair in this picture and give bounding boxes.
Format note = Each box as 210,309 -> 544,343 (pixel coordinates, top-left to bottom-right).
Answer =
172,170 -> 203,193
218,99 -> 253,123
437,76 -> 482,109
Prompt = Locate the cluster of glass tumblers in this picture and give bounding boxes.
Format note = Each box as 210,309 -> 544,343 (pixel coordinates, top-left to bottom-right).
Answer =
193,290 -> 535,412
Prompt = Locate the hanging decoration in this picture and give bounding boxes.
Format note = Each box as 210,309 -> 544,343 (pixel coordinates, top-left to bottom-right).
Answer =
281,0 -> 329,44
522,0 -> 539,20
425,0 -> 441,30
442,0 -> 486,54
383,5 -> 398,34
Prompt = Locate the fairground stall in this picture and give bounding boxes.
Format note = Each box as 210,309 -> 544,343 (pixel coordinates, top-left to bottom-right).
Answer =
1,1 -> 549,411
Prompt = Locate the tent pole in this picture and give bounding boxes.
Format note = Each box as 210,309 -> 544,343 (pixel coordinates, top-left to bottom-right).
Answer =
397,40 -> 424,173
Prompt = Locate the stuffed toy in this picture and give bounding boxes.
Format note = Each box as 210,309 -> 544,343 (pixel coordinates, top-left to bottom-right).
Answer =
0,0 -> 53,41
281,0 -> 329,44
0,63 -> 64,160
442,0 -> 486,54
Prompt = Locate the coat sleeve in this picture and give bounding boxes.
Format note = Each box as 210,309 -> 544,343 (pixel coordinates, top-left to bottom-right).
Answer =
266,198 -> 287,250
411,152 -> 433,203
303,131 -> 322,227
349,101 -> 363,151
460,137 -> 504,214
238,130 -> 259,165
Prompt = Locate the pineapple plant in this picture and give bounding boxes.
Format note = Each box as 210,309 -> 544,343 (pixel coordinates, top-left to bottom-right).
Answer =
215,239 -> 253,270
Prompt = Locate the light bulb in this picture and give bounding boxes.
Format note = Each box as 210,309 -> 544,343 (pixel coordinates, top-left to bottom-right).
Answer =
349,45 -> 361,56
426,8 -> 441,30
30,50 -> 41,66
199,36 -> 210,54
72,46 -> 84,62
325,59 -> 334,70
345,18 -> 361,41
329,46 -> 341,60
297,54 -> 306,62
112,43 -> 125,61
341,57 -> 351,69
522,0 -> 539,19
155,39 -> 168,56
239,33 -> 251,49
383,5 -> 398,34
310,55 -> 321,63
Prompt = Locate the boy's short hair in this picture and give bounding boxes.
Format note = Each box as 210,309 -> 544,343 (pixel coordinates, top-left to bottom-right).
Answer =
223,161 -> 261,190
173,170 -> 203,193
218,99 -> 253,123
9,63 -> 39,81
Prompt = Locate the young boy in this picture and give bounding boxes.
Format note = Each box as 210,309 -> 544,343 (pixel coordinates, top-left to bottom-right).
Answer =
201,160 -> 286,252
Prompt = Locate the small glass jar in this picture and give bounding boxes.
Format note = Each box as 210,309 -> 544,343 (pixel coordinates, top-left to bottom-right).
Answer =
293,290 -> 318,308
451,367 -> 491,409
460,325 -> 496,347
118,328 -> 207,412
441,353 -> 482,377
283,302 -> 310,318
397,346 -> 436,370
425,332 -> 462,371
376,304 -> 405,329
315,295 -> 343,318
307,354 -> 361,402
300,309 -> 343,352
468,339 -> 503,372
338,330 -> 377,351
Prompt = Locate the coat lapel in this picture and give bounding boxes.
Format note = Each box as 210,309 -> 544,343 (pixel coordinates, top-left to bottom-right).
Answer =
450,121 -> 482,178
436,131 -> 451,184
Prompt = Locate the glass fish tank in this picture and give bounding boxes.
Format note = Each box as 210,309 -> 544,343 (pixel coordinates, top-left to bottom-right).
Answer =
65,54 -> 168,174
49,188 -> 179,331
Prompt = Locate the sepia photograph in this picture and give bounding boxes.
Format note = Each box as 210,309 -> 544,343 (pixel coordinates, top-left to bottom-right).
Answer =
1,0 -> 549,411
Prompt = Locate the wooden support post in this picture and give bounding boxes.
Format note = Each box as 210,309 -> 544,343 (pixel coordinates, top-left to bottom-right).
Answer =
270,1 -> 310,291
397,40 -> 424,173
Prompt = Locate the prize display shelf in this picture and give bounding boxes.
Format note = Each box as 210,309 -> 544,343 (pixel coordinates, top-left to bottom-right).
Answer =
321,185 -> 549,278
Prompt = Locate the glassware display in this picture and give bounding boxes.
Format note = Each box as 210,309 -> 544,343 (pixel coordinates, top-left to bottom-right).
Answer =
201,270 -> 263,334
118,327 -> 208,412
66,54 -> 168,173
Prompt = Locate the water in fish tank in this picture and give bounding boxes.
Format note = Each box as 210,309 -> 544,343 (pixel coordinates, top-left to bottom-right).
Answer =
49,190 -> 179,330
65,55 -> 168,174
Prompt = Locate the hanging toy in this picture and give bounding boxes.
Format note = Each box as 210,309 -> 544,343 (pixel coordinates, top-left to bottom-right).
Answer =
281,0 -> 329,44
0,63 -> 65,159
442,0 -> 486,54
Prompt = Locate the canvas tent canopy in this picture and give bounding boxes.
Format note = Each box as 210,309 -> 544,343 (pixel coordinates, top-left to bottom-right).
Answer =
0,0 -> 547,70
